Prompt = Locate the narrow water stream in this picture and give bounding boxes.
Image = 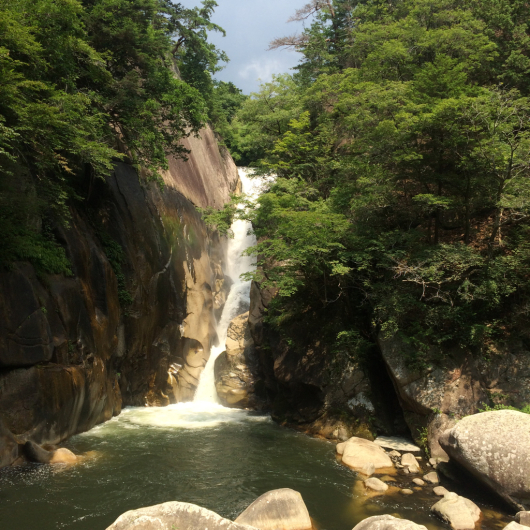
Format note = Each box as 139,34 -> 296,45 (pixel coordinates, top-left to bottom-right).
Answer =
0,169 -> 512,530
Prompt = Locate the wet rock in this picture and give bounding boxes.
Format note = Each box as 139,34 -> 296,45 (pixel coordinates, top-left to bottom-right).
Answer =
0,418 -> 19,467
400,489 -> 414,495
515,512 -> 530,526
352,515 -> 427,530
24,441 -> 77,464
431,492 -> 481,530
214,312 -> 264,409
364,478 -> 389,493
423,472 -> 439,484
439,410 -> 530,510
433,486 -> 450,496
413,478 -> 425,486
374,436 -> 421,452
401,453 -> 420,473
338,437 -> 393,474
389,450 -> 401,458
235,488 -> 312,530
106,501 -> 256,530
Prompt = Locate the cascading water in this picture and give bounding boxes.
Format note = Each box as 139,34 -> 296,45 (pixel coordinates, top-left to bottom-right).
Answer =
193,167 -> 260,403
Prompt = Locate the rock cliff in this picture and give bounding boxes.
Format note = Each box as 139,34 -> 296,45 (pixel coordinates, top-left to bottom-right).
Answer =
0,127 -> 239,466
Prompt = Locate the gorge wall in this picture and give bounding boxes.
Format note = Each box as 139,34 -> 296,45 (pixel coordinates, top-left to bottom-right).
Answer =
0,127 -> 239,466
242,276 -> 530,458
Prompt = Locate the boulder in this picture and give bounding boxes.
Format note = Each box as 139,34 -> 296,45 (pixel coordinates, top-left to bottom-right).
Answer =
433,486 -> 450,496
439,410 -> 530,510
401,453 -> 420,473
235,489 -> 312,530
0,419 -> 19,467
423,472 -> 439,484
365,478 -> 389,493
339,437 -> 393,474
516,512 -> 530,526
505,523 -> 529,530
214,312 -> 264,409
431,492 -> 481,530
106,501 -> 257,530
413,479 -> 425,486
24,441 -> 77,464
352,515 -> 427,530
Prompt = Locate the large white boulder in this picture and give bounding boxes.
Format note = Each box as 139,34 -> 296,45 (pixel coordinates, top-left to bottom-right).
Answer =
338,437 -> 393,474
439,410 -> 530,510
352,515 -> 427,530
431,493 -> 481,530
106,501 -> 258,530
235,488 -> 312,530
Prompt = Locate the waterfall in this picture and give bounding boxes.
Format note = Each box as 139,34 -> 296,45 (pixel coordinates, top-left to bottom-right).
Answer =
193,168 -> 260,403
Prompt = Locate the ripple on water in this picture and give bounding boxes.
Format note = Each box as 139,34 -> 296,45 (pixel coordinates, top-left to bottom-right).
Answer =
0,405 -> 512,530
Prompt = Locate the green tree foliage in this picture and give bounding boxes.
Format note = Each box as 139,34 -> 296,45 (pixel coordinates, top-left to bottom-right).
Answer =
227,0 -> 530,365
0,0 -> 225,272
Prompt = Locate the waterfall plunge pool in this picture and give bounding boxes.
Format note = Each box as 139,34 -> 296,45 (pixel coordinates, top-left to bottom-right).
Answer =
0,403 -> 511,530
0,169 -> 512,530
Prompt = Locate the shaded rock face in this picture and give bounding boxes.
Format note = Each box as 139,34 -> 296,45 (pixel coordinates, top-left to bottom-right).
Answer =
0,127 -> 238,462
248,278 -> 408,441
107,501 -> 257,530
377,334 -> 530,459
214,312 -> 266,409
235,488 -> 312,530
0,418 -> 18,467
352,515 -> 428,530
439,410 -> 530,510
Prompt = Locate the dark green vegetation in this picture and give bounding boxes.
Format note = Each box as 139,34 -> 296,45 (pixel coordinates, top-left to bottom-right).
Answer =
220,0 -> 530,373
0,0 -> 237,272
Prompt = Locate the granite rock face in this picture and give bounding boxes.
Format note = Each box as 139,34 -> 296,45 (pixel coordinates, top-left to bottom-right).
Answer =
439,410 -> 530,510
0,127 -> 239,465
378,334 -> 530,459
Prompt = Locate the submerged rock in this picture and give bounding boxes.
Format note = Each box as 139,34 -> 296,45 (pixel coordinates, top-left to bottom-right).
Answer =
364,478 -> 389,492
431,492 -> 481,530
235,488 -> 312,530
338,437 -> 393,474
106,501 -> 257,530
439,410 -> 530,510
352,515 -> 427,530
24,441 -> 77,464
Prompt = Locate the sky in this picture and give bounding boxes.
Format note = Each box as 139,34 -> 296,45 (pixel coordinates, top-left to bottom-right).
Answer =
179,0 -> 309,94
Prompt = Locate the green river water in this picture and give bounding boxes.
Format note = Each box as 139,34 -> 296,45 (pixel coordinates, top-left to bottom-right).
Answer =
0,403 -> 511,530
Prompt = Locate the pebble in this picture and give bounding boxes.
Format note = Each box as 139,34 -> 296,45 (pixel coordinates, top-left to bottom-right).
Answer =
413,478 -> 425,486
400,489 -> 414,495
